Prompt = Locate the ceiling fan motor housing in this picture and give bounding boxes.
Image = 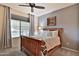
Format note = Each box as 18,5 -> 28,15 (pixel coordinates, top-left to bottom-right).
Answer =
29,3 -> 35,7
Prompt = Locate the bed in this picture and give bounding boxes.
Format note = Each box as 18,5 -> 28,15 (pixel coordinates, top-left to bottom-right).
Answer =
21,28 -> 63,56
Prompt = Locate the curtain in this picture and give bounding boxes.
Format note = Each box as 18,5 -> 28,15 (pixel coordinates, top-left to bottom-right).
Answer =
0,5 -> 12,49
29,14 -> 35,36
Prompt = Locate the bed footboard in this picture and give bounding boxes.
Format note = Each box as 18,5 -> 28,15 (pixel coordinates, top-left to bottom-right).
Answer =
21,36 -> 45,56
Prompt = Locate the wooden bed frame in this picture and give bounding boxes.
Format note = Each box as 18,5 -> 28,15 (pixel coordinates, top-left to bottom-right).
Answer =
21,36 -> 45,56
21,28 -> 63,56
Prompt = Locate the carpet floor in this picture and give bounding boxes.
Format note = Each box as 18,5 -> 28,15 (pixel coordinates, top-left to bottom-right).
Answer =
0,38 -> 79,56
46,48 -> 79,56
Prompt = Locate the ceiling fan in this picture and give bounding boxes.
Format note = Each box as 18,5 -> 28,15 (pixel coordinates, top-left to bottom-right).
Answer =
19,3 -> 45,12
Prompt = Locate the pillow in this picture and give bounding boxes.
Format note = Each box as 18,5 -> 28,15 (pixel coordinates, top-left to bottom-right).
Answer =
37,30 -> 49,38
49,30 -> 59,39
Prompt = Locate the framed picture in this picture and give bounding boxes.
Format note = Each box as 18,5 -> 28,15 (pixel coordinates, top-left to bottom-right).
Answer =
47,16 -> 56,26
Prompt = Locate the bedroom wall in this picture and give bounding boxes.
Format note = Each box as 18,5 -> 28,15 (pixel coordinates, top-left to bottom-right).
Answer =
11,8 -> 29,18
38,4 -> 79,51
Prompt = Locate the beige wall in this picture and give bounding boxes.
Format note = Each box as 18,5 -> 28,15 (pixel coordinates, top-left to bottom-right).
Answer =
38,4 -> 79,51
11,8 -> 29,18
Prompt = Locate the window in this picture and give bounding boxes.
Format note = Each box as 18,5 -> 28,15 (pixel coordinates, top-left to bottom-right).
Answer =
11,19 -> 30,38
21,21 -> 30,36
11,19 -> 20,38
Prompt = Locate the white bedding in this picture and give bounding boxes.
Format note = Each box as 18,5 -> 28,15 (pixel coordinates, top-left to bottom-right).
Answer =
43,36 -> 61,51
32,30 -> 61,51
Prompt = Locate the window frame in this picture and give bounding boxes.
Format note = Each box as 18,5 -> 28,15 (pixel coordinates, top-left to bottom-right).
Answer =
11,14 -> 30,38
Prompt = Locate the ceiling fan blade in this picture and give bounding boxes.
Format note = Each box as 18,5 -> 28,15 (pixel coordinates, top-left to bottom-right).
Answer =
19,5 -> 30,7
35,6 -> 45,9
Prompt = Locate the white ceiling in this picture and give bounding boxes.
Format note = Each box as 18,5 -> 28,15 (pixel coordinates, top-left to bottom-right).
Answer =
1,3 -> 76,16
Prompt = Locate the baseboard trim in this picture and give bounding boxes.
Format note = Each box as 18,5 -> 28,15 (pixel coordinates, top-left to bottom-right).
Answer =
62,47 -> 79,53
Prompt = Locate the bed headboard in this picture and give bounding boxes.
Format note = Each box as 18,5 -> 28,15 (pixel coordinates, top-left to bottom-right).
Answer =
43,28 -> 63,42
